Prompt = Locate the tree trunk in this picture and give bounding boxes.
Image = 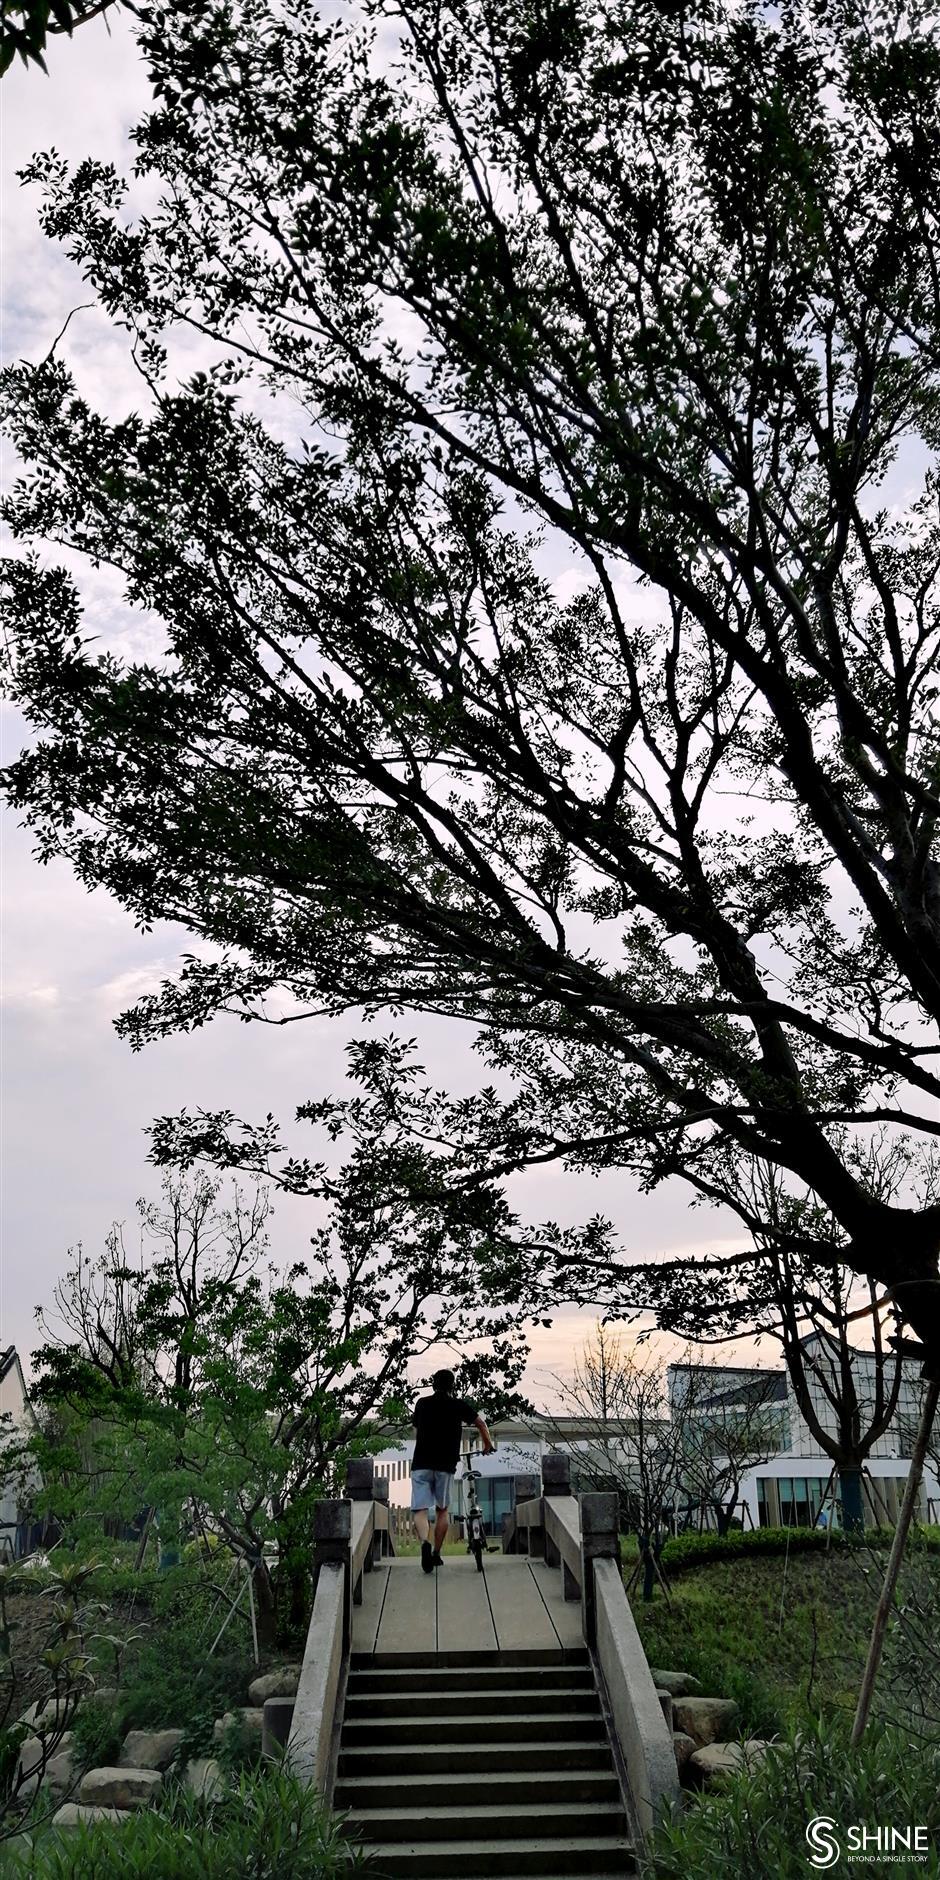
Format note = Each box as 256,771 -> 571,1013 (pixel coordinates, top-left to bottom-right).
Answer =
851,1376 -> 940,1744
839,1464 -> 865,1534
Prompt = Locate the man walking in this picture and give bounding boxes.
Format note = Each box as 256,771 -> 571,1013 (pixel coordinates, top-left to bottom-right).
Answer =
410,1369 -> 494,1572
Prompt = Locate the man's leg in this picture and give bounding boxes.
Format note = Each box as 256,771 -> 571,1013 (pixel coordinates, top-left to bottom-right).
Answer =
411,1472 -> 435,1571
432,1503 -> 449,1560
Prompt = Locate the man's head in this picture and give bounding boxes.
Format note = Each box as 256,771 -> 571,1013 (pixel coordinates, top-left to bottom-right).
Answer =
431,1368 -> 456,1395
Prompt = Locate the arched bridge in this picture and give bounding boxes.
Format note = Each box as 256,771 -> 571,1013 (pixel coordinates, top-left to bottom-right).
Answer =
269,1456 -> 679,1876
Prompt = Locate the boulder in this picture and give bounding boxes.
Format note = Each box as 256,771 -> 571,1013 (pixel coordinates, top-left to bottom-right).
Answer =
16,1729 -> 74,1793
690,1740 -> 768,1786
655,1689 -> 674,1729
20,1696 -> 78,1732
673,1695 -> 739,1747
120,1728 -> 185,1772
648,1668 -> 703,1697
78,1765 -> 163,1809
248,1666 -> 302,1706
673,1731 -> 697,1775
91,1685 -> 119,1707
42,1750 -> 77,1798
183,1756 -> 224,1799
213,1707 -> 265,1743
52,1803 -> 128,1829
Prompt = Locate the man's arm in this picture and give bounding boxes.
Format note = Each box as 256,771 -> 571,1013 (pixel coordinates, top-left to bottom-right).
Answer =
474,1412 -> 495,1456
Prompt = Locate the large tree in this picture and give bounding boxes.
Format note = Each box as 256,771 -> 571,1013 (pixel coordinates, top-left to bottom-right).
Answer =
30,1148 -> 533,1637
2,0 -> 940,1360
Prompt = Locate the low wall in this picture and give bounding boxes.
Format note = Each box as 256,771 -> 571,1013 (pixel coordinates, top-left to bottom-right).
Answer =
285,1562 -> 345,1794
594,1556 -> 680,1840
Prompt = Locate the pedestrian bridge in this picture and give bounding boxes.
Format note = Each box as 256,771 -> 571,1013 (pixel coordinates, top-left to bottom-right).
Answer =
352,1552 -> 585,1658
273,1456 -> 680,1876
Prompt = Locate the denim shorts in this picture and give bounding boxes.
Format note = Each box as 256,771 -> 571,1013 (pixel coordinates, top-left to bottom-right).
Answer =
411,1468 -> 454,1512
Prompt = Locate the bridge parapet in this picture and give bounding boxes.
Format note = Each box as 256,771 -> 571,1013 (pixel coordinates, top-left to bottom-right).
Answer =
502,1458 -> 680,1842
285,1463 -> 393,1797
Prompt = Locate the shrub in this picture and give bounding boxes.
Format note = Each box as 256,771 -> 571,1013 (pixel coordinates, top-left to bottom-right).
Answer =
644,1718 -> 940,1880
657,1524 -> 940,1578
5,1769 -> 371,1878
68,1701 -> 124,1775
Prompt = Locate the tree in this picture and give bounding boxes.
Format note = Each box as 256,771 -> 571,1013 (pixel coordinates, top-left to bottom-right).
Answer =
541,1326 -> 687,1599
31,1147 -> 534,1639
668,1359 -> 785,1536
0,1 -> 126,78
3,0 -> 940,1362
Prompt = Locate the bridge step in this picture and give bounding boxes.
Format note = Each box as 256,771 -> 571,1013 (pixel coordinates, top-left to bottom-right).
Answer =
337,1656 -> 634,1875
352,1648 -> 590,1670
336,1769 -> 620,1809
344,1686 -> 600,1718
341,1710 -> 608,1746
350,1664 -> 595,1694
338,1740 -> 613,1776
357,1835 -> 635,1876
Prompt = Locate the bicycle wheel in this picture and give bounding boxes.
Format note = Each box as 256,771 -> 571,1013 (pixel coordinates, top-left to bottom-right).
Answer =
471,1539 -> 484,1572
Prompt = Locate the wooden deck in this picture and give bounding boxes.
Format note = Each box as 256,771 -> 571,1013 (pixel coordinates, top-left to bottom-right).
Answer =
352,1553 -> 585,1657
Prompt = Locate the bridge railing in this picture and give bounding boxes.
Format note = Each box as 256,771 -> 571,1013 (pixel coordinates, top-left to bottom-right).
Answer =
503,1454 -> 679,1842
284,1458 -> 392,1795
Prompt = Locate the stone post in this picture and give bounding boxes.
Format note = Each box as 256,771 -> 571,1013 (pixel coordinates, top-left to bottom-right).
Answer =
542,1453 -> 570,1568
345,1457 -> 375,1500
580,1492 -> 620,1647
313,1498 -> 352,1650
512,1474 -> 541,1556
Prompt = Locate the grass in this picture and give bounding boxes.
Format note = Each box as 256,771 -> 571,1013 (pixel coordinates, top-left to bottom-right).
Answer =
628,1537 -> 932,1739
5,1769 -> 371,1878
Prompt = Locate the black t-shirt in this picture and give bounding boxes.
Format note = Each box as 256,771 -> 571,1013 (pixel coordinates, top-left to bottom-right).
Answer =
411,1393 -> 479,1471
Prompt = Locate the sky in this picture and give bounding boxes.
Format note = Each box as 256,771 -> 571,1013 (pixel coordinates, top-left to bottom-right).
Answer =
0,9 -> 793,1400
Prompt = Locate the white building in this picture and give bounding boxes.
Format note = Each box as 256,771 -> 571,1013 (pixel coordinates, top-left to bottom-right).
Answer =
0,1347 -> 40,1561
375,1343 -> 940,1537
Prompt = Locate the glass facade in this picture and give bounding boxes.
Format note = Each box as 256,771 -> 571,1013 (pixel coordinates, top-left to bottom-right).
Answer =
758,1475 -> 829,1527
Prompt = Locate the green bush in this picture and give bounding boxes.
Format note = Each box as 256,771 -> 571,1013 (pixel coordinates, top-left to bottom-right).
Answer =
644,1719 -> 940,1879
5,1770 -> 371,1878
658,1524 -> 940,1577
68,1702 -> 124,1776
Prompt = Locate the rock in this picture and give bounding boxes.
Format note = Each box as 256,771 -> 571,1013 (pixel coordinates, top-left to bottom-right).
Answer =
78,1765 -> 163,1809
16,1729 -> 74,1789
183,1756 -> 224,1798
120,1728 -> 185,1772
673,1695 -> 739,1747
91,1685 -> 118,1707
655,1689 -> 674,1729
248,1666 -> 302,1706
648,1668 -> 703,1697
213,1707 -> 264,1743
52,1803 -> 128,1829
690,1739 -> 768,1786
673,1731 -> 697,1775
20,1697 -> 78,1732
42,1750 -> 77,1798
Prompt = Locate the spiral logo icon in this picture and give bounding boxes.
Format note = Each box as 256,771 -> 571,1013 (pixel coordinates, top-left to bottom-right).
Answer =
806,1817 -> 840,1868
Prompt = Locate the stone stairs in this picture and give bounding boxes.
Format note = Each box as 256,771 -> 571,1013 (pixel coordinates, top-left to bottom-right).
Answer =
336,1649 -> 636,1876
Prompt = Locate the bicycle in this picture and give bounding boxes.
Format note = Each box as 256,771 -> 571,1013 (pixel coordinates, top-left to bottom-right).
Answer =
459,1445 -> 491,1572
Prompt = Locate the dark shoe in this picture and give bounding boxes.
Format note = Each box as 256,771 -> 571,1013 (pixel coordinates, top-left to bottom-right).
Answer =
421,1540 -> 434,1573
432,1550 -> 444,1568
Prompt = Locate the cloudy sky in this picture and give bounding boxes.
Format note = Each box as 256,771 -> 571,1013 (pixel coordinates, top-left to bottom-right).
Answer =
2,10 -> 772,1397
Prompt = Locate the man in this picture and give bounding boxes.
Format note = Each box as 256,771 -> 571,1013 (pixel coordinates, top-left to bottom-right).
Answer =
410,1369 -> 494,1572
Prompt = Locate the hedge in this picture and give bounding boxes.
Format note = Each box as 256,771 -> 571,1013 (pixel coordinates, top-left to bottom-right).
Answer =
655,1523 -> 940,1576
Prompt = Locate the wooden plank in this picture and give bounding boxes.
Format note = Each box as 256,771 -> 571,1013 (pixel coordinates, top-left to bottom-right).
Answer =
529,1558 -> 586,1650
436,1559 -> 498,1653
482,1557 -> 560,1654
351,1564 -> 389,1655
374,1559 -> 438,1654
